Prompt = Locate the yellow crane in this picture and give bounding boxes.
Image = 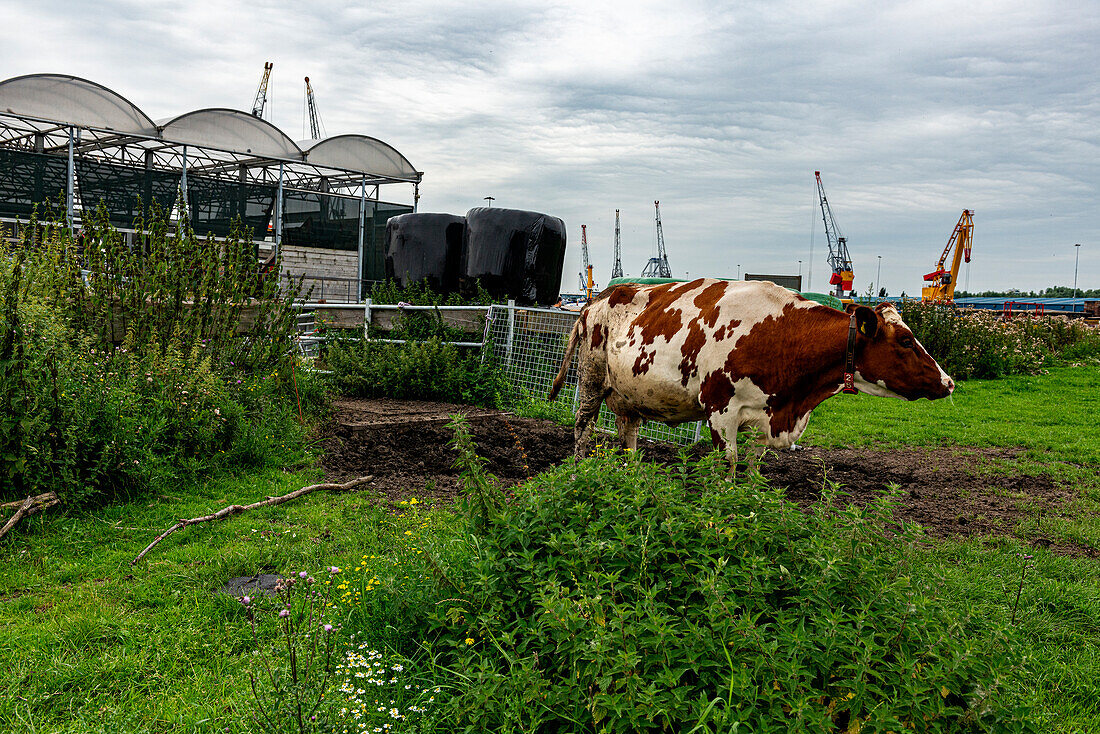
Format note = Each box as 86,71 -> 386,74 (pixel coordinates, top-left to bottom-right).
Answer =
922,210 -> 973,303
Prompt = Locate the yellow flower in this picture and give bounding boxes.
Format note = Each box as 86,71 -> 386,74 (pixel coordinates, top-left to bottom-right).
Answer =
464,637 -> 475,645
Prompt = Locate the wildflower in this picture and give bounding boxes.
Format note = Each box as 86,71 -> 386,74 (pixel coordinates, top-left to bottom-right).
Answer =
299,571 -> 309,579
279,609 -> 289,618
324,624 -> 334,632
465,637 -> 475,645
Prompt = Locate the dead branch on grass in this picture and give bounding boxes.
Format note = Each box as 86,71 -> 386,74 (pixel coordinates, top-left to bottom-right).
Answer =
130,476 -> 373,566
0,492 -> 61,542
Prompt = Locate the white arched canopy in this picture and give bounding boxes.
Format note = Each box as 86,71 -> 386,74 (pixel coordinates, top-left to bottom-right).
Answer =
158,108 -> 303,160
0,73 -> 156,134
304,134 -> 419,181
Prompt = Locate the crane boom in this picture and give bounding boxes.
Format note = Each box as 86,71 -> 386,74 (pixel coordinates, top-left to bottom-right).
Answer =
611,209 -> 624,279
814,171 -> 855,298
305,76 -> 325,139
251,62 -> 273,118
922,210 -> 973,303
641,200 -> 672,278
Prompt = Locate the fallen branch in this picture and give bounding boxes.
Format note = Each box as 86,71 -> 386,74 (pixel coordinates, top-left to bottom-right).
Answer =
0,492 -> 61,542
130,475 -> 374,566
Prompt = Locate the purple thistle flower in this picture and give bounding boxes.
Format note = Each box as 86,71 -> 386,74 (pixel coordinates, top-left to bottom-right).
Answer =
279,609 -> 289,618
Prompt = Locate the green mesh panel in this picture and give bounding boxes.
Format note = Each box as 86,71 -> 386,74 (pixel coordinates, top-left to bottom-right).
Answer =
0,149 -> 69,219
279,193 -> 411,281
75,158 -> 178,228
281,191 -> 361,251
186,175 -> 275,240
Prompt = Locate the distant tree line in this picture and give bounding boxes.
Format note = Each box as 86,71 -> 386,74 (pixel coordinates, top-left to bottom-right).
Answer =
953,286 -> 1100,299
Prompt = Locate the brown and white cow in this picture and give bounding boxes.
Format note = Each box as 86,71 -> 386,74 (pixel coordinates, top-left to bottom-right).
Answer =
549,278 -> 954,467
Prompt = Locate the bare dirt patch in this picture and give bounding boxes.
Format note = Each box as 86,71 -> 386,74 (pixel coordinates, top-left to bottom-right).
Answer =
321,398 -> 1091,556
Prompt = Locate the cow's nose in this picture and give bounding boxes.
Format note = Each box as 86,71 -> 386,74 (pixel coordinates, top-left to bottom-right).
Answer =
946,377 -> 955,394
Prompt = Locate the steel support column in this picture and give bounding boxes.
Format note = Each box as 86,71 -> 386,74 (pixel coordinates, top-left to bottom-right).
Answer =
275,162 -> 284,261
66,127 -> 74,233
179,144 -> 188,225
357,174 -> 367,301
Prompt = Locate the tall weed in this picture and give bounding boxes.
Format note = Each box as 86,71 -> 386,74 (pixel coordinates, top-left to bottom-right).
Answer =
0,210 -> 320,506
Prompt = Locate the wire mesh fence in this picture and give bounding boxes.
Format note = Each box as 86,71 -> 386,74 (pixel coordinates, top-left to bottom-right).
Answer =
485,303 -> 706,446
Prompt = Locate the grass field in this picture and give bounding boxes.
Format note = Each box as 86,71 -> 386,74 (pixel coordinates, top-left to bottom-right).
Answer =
1,366 -> 1098,732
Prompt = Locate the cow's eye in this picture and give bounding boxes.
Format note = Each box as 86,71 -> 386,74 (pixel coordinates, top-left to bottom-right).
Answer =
899,337 -> 915,349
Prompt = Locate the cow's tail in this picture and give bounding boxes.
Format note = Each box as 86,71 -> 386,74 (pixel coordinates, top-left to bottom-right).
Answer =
549,318 -> 582,401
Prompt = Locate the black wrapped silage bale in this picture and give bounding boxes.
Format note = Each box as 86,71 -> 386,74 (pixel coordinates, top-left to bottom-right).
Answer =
462,207 -> 567,306
384,213 -> 466,293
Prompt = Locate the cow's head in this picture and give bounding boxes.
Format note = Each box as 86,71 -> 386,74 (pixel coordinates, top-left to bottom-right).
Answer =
848,303 -> 954,400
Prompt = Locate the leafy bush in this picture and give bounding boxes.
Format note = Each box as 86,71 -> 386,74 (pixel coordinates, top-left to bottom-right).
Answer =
325,338 -> 511,408
898,301 -> 1100,380
0,210 -> 321,506
405,425 -> 1034,732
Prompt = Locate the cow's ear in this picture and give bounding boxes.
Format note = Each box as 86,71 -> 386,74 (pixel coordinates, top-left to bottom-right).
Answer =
854,305 -> 879,339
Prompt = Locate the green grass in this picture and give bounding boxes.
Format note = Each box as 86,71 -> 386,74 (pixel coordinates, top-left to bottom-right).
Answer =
802,365 -> 1100,732
803,365 -> 1100,466
2,366 -> 1099,732
0,467 -> 437,733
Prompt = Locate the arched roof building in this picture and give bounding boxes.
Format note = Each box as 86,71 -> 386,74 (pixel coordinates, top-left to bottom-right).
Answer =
0,73 -> 422,289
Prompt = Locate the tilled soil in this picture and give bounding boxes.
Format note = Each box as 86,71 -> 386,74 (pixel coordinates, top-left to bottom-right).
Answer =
320,397 -> 1095,557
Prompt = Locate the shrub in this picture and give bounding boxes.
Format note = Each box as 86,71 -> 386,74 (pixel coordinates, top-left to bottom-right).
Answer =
898,301 -> 1100,380
325,338 -> 512,408
410,428 -> 1034,732
0,210 -> 320,506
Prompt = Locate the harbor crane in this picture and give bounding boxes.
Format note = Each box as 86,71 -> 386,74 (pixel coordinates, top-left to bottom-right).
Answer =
922,210 -> 973,303
611,209 -> 624,279
814,171 -> 855,298
641,200 -> 672,278
305,77 -> 325,139
578,224 -> 596,299
251,62 -> 273,119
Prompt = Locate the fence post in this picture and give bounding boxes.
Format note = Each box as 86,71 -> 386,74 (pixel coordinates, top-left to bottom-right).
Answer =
693,421 -> 703,443
364,298 -> 372,339
504,300 -> 516,369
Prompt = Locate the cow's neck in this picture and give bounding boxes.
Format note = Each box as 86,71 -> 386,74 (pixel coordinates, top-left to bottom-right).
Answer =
763,313 -> 854,435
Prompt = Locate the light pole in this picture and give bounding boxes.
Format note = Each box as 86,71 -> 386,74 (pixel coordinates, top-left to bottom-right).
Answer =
798,259 -> 802,278
1074,244 -> 1082,298
876,255 -> 882,295
484,196 -> 494,208
737,264 -> 741,280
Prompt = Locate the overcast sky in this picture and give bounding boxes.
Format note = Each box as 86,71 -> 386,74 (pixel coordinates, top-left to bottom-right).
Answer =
3,0 -> 1097,294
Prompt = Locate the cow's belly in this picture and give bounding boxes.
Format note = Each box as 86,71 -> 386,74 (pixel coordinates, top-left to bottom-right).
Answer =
604,347 -> 705,424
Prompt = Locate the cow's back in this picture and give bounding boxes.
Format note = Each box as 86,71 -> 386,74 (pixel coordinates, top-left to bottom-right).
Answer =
581,278 -> 810,423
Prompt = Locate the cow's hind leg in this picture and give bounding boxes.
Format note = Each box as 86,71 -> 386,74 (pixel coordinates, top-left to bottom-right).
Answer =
574,373 -> 609,460
707,414 -> 740,478
611,405 -> 642,453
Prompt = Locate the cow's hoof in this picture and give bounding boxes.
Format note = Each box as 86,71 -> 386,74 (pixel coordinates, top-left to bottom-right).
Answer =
788,444 -> 804,451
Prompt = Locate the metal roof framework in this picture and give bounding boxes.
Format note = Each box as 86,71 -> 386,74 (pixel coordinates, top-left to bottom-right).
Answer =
0,74 -> 424,300
0,74 -> 422,199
